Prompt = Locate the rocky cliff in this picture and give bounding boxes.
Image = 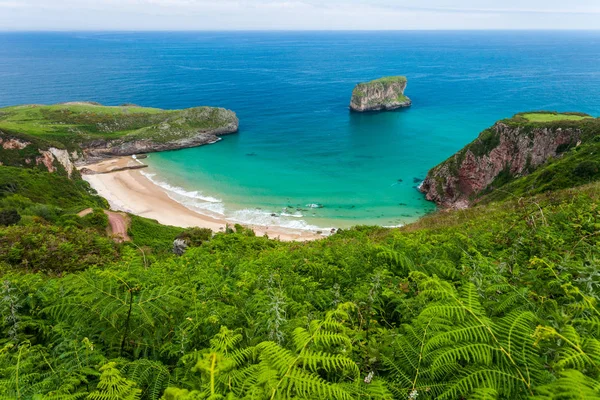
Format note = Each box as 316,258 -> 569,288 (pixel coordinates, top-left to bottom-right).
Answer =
420,112 -> 597,209
350,76 -> 411,112
81,107 -> 238,161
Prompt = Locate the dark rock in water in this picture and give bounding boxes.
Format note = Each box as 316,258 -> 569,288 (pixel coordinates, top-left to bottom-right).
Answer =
398,202 -> 407,206
413,177 -> 423,183
135,154 -> 148,159
397,178 -> 403,183
246,152 -> 257,157
271,213 -> 277,217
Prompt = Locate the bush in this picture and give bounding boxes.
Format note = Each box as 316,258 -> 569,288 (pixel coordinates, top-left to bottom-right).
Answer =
176,227 -> 213,247
81,209 -> 109,231
573,160 -> 600,179
0,209 -> 20,226
25,204 -> 63,223
127,215 -> 184,253
0,224 -> 118,272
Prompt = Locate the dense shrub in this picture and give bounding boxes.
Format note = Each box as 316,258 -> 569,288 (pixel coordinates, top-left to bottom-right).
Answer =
574,160 -> 600,178
0,224 -> 118,272
0,208 -> 20,226
176,227 -> 213,247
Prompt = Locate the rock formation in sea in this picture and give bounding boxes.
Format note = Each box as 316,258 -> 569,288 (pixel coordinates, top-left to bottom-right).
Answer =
419,112 -> 595,209
349,76 -> 412,112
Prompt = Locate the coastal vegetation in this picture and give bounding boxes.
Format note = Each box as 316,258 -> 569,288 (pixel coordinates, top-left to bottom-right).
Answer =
521,112 -> 593,123
1,110 -> 600,398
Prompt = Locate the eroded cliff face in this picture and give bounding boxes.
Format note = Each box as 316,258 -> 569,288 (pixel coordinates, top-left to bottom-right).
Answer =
420,122 -> 582,209
350,77 -> 411,112
0,131 -> 77,176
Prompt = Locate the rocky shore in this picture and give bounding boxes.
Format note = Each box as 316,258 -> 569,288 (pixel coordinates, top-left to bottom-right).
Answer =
350,76 -> 411,112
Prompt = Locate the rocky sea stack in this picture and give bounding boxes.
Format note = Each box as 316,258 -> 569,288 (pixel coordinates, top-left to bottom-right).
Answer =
349,76 -> 411,112
420,112 -> 598,209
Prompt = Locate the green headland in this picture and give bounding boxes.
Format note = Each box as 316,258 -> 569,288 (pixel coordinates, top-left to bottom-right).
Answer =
0,102 -> 239,164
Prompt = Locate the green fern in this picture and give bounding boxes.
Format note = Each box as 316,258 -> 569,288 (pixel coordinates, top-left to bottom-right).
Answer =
87,362 -> 141,400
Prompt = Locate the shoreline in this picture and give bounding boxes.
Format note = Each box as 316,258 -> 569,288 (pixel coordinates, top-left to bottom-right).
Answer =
80,157 -> 326,242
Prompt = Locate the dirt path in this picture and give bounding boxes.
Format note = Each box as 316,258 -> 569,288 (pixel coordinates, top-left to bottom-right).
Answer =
104,210 -> 131,242
77,208 -> 93,217
77,208 -> 131,242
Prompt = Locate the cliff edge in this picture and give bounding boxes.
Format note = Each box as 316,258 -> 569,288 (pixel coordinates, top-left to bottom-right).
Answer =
350,76 -> 411,112
420,112 -> 599,209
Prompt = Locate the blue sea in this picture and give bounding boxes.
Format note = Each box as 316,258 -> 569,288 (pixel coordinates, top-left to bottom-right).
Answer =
1,31 -> 599,229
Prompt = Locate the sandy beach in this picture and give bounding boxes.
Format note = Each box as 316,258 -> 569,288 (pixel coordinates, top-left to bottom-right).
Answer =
80,157 -> 324,241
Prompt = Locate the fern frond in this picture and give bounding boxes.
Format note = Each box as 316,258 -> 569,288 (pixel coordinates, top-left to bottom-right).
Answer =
532,369 -> 600,399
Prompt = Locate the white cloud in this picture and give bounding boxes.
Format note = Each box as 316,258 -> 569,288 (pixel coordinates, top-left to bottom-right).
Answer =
0,0 -> 599,30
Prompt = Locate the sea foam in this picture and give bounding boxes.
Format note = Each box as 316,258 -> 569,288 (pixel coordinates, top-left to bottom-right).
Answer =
228,208 -> 329,231
141,171 -> 226,215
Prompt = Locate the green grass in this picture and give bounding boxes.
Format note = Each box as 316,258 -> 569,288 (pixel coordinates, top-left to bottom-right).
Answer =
395,94 -> 410,103
369,76 -> 407,84
127,215 -> 185,253
521,112 -> 593,122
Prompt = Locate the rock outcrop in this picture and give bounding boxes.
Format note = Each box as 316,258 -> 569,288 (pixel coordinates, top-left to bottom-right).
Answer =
0,130 -> 77,177
80,107 -> 239,161
350,76 -> 411,112
420,115 -> 589,209
82,125 -> 236,160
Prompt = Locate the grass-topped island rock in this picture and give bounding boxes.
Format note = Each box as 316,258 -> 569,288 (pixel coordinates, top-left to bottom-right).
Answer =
0,102 -> 239,166
350,76 -> 412,112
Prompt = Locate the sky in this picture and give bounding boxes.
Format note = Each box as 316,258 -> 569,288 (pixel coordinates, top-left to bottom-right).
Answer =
1,0 -> 599,31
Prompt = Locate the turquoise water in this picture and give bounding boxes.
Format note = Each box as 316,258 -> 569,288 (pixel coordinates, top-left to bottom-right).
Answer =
1,32 -> 599,229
